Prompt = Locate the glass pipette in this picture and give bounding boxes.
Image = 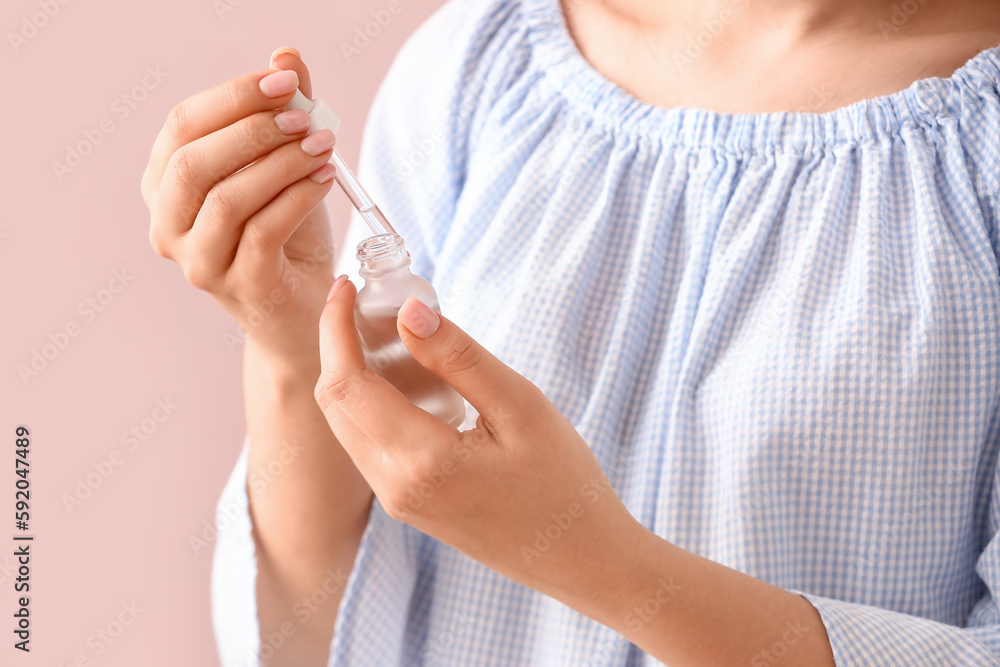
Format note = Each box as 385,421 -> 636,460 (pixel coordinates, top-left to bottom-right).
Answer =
284,89 -> 397,237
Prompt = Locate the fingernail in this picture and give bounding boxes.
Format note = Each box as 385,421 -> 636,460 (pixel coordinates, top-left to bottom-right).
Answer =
270,46 -> 301,65
274,109 -> 310,134
259,69 -> 298,98
399,297 -> 440,339
327,275 -> 349,301
301,129 -> 335,156
310,163 -> 336,184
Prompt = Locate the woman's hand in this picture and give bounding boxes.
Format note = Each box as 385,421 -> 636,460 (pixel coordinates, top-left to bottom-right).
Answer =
141,49 -> 338,366
143,50 -> 372,667
313,277 -> 640,591
313,278 -> 837,667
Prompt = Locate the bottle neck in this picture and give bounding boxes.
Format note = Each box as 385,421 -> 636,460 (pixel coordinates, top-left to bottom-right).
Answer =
356,233 -> 411,279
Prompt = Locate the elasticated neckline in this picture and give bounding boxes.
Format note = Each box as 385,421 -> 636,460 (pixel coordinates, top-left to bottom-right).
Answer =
520,0 -> 1000,153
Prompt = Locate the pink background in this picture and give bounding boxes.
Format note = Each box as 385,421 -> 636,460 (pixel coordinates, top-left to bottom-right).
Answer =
2,0 -> 446,663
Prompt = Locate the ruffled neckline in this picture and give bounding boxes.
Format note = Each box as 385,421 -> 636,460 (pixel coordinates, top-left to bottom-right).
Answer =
520,0 -> 1000,153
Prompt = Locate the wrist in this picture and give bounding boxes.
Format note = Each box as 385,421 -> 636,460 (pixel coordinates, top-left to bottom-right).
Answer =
529,511 -> 669,638
244,335 -> 322,394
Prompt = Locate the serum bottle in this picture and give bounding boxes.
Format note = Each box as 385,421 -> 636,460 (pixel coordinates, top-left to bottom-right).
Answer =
354,234 -> 467,428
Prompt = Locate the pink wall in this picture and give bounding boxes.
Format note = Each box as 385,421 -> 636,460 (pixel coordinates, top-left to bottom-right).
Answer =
2,0 -> 446,663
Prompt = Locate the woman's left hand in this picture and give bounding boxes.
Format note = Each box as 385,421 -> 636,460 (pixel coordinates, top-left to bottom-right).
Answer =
312,276 -> 642,593
313,276 -> 838,666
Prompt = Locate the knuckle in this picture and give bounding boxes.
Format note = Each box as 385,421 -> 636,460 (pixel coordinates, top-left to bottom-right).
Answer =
314,372 -> 355,410
166,149 -> 200,191
254,112 -> 285,148
242,221 -> 274,254
441,339 -> 483,375
139,165 -> 155,209
382,493 -> 412,522
219,79 -> 242,112
232,118 -> 262,159
314,369 -> 380,411
279,178 -> 311,210
182,263 -> 215,291
202,186 -> 238,223
266,143 -> 306,183
165,103 -> 190,142
234,113 -> 281,162
148,227 -> 172,259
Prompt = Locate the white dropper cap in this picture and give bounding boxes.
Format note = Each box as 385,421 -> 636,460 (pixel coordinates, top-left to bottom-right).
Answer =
284,89 -> 342,135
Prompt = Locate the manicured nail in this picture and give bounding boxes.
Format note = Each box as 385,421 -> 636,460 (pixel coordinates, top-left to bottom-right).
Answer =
399,297 -> 440,339
310,163 -> 336,184
259,69 -> 298,97
274,109 -> 310,134
301,129 -> 335,156
327,274 -> 349,301
270,46 -> 300,65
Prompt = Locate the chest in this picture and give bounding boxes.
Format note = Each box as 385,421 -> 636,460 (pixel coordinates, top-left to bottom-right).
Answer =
561,0 -> 1000,114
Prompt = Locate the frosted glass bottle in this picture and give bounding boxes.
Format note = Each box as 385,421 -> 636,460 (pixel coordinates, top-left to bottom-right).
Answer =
354,233 -> 467,428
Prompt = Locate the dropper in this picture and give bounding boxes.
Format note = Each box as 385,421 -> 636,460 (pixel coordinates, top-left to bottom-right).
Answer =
283,89 -> 397,237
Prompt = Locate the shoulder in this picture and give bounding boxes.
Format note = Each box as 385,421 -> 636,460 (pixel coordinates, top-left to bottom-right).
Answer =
348,0 -> 540,276
952,45 -> 1000,264
358,0 -> 538,200
376,0 -> 530,110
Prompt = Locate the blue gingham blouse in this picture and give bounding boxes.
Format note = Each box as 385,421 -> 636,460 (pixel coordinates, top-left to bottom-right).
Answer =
211,0 -> 1000,663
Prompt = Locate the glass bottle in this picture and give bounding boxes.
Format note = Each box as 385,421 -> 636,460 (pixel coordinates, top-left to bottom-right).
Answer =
354,233 -> 467,428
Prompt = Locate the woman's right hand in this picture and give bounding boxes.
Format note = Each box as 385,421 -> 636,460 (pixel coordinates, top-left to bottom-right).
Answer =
141,48 -> 339,367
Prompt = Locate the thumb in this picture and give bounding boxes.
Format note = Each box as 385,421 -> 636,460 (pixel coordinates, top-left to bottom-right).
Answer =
396,297 -> 540,424
269,46 -> 313,98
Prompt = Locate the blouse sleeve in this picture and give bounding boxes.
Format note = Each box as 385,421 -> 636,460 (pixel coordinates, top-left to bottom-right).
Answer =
793,591 -> 1000,665
210,438 -> 260,667
793,406 -> 1000,666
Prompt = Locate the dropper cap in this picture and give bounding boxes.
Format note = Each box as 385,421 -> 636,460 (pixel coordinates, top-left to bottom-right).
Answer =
284,90 -> 342,135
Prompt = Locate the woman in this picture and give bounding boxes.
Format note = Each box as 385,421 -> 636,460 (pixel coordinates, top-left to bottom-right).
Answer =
141,0 -> 1000,664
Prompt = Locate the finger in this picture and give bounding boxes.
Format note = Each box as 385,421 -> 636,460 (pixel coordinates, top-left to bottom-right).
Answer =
396,297 -> 542,425
269,47 -> 313,99
224,165 -> 337,283
315,280 -> 456,449
156,99 -> 321,242
144,68 -> 302,198
179,131 -> 336,281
